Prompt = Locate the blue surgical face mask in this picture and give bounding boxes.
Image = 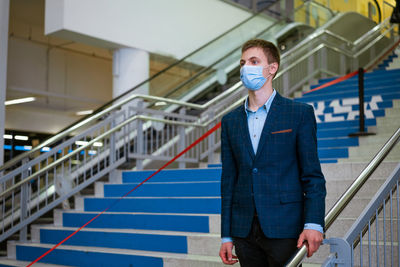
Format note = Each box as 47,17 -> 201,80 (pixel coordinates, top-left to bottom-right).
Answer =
240,65 -> 271,91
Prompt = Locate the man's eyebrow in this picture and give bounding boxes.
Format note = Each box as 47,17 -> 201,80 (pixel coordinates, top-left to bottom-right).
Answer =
240,56 -> 259,62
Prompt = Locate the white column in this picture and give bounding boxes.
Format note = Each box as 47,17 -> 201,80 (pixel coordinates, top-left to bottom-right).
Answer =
112,47 -> 149,99
0,0 -> 10,165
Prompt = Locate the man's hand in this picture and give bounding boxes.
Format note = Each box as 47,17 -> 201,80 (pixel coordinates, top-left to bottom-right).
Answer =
219,242 -> 238,265
297,229 -> 323,257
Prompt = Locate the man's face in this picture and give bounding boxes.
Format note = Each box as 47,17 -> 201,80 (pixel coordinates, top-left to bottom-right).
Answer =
240,47 -> 271,78
240,47 -> 278,79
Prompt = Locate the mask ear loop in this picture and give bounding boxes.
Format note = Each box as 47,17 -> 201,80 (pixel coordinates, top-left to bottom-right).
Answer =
264,65 -> 273,81
265,63 -> 278,80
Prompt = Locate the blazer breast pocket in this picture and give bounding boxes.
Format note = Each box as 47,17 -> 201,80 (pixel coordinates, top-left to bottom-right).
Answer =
270,128 -> 294,146
271,129 -> 292,134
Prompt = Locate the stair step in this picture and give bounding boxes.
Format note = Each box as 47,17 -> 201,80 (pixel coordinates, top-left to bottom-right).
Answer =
101,181 -> 220,198
10,242 -> 225,267
0,258 -> 69,267
57,210 -> 219,233
122,168 -> 221,183
300,86 -> 400,103
80,197 -> 221,214
31,225 -> 220,255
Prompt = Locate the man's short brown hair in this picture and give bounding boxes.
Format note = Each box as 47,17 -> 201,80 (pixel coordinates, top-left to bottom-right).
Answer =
242,39 -> 280,76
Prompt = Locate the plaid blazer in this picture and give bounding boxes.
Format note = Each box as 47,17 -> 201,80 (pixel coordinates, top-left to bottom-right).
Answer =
220,92 -> 326,239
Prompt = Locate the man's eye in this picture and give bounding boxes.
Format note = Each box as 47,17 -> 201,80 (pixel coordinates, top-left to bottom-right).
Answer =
251,60 -> 258,64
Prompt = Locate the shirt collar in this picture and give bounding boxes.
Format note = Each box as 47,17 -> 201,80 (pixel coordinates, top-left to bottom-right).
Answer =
244,89 -> 276,116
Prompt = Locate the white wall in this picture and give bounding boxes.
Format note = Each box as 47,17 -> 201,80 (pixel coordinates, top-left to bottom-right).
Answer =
7,37 -> 112,109
45,0 -> 255,59
6,36 -> 112,133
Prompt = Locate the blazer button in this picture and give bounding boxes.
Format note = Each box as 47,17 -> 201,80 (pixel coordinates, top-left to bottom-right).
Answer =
252,168 -> 258,174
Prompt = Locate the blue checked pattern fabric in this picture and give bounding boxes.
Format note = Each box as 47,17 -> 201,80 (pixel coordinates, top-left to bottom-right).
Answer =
220,92 -> 326,240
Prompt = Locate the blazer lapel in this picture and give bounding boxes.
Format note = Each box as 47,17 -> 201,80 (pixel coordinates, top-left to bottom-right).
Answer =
254,93 -> 283,160
239,106 -> 256,160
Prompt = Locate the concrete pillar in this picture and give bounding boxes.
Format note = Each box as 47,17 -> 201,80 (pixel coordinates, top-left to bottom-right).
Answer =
112,47 -> 149,100
0,0 -> 10,165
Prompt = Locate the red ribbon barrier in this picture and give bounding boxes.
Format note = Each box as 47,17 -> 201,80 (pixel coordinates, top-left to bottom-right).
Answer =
302,69 -> 360,95
303,38 -> 400,95
27,121 -> 222,267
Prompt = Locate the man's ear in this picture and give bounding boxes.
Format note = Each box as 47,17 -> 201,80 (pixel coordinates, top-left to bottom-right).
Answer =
269,62 -> 279,74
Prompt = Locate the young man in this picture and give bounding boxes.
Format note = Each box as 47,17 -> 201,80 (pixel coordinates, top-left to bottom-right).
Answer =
219,39 -> 326,266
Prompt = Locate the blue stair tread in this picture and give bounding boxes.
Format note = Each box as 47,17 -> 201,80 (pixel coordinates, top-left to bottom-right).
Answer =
39,228 -> 188,253
299,86 -> 400,102
317,137 -> 358,148
316,68 -> 400,84
15,244 -> 163,267
208,163 -> 222,168
318,147 -> 348,158
83,197 -> 221,214
104,182 -> 220,197
316,118 -> 376,130
62,212 -> 211,233
123,168 -> 221,183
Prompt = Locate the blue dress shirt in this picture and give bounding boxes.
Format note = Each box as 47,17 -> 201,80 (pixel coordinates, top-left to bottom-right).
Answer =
222,90 -> 323,244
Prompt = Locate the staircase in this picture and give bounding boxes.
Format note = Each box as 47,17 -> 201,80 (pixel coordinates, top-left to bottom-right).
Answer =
5,169 -> 224,266
296,67 -> 400,164
3,162 -> 399,267
1,16 -> 399,267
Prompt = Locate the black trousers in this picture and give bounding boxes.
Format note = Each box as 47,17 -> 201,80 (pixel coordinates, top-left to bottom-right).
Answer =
233,216 -> 300,267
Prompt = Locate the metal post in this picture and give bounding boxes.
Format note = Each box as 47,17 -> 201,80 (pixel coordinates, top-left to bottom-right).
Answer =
178,108 -> 186,169
208,110 -> 215,164
20,158 -> 29,241
358,68 -> 365,133
340,44 -> 347,75
252,0 -> 257,13
0,0 -> 10,166
109,111 -> 116,181
136,100 -> 144,170
349,68 -> 375,137
321,238 -> 352,267
283,63 -> 290,96
110,112 -> 116,165
320,37 -> 328,78
307,48 -> 314,82
285,0 -> 294,22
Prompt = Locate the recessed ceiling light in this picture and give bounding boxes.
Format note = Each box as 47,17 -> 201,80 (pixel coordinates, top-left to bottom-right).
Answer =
76,110 -> 93,116
15,135 -> 29,141
5,97 -> 36,106
155,101 -> 167,107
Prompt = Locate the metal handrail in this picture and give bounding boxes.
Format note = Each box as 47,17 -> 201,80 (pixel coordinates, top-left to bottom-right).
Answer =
0,9 -> 394,181
280,14 -> 390,63
0,0 -> 333,173
0,81 -> 242,173
0,0 -> 280,172
1,10 -> 394,175
162,1 -> 335,100
0,94 -> 245,200
285,128 -> 400,265
1,6 -> 398,247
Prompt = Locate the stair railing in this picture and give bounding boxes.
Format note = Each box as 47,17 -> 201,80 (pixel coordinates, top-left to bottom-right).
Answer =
0,88 -> 245,242
1,10 -> 398,245
286,127 -> 400,266
324,161 -> 400,266
0,0 -> 335,175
